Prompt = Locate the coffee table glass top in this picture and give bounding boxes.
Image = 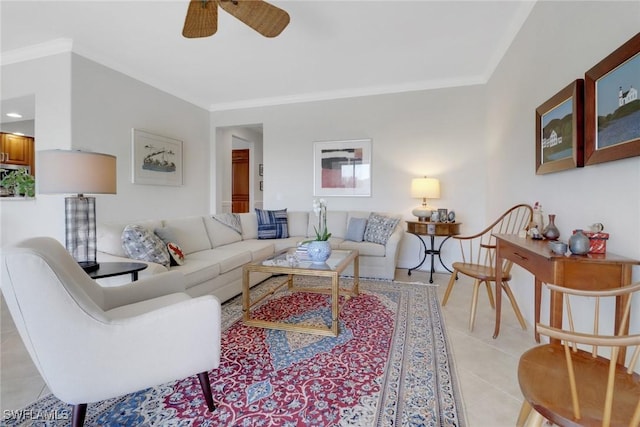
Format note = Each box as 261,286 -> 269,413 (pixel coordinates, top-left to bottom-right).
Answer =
256,249 -> 354,271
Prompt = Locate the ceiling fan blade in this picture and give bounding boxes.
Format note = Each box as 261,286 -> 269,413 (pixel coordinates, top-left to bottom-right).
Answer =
218,0 -> 290,38
182,0 -> 218,38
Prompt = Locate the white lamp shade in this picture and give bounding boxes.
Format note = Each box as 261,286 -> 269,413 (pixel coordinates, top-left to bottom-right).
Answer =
411,177 -> 440,199
38,150 -> 117,195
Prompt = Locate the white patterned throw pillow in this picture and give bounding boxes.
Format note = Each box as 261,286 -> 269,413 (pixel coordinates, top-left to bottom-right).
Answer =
121,224 -> 171,267
364,213 -> 400,245
211,213 -> 243,234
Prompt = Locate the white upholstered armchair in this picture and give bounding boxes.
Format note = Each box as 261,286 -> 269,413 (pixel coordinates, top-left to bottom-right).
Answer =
1,237 -> 221,427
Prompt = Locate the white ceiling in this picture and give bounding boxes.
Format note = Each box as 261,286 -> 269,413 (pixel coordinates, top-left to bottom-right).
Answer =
1,1 -> 535,113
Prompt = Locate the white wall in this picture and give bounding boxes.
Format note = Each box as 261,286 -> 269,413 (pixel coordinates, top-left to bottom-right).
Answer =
0,53 -> 72,246
71,55 -> 211,223
211,85 -> 489,269
0,119 -> 35,137
0,53 -> 212,248
486,2 -> 640,334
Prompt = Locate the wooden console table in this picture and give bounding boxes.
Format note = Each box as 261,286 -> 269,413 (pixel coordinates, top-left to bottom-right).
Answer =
406,221 -> 460,283
494,234 -> 639,361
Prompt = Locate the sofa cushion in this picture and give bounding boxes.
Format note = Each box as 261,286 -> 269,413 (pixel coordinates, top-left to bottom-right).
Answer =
239,213 -> 259,240
167,258 -> 221,287
98,219 -> 162,257
364,213 -> 400,245
287,211 -> 309,237
121,224 -> 171,267
222,240 -> 275,261
339,240 -> 386,257
256,208 -> 289,239
154,226 -> 178,245
308,211 -> 348,239
272,237 -> 308,252
162,216 -> 212,255
188,247 -> 252,274
204,216 -> 243,247
345,217 -> 368,242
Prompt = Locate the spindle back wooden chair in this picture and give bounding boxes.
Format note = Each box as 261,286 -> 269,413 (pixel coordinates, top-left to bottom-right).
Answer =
517,282 -> 640,427
442,204 -> 532,331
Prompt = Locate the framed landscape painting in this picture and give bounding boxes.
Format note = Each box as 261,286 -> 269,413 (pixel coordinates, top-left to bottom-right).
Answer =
313,139 -> 372,197
131,129 -> 183,186
585,32 -> 640,165
535,79 -> 584,175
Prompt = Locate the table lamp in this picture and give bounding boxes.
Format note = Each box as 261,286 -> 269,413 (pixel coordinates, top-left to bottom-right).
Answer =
411,177 -> 440,222
38,150 -> 117,272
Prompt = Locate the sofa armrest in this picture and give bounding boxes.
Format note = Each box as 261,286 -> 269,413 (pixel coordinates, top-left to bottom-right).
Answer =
101,271 -> 187,311
384,220 -> 405,258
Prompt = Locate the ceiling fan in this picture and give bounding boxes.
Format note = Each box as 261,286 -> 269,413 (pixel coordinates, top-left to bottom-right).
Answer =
182,0 -> 290,38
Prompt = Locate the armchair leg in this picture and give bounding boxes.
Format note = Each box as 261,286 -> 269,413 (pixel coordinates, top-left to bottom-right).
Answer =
72,403 -> 87,427
469,279 -> 481,331
516,401 -> 532,427
198,371 -> 216,412
485,281 -> 495,309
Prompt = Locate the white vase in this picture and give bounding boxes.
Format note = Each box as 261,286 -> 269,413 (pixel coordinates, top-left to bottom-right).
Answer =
307,240 -> 331,264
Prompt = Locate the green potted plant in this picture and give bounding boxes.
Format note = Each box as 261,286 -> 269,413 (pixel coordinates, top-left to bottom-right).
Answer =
1,169 -> 35,197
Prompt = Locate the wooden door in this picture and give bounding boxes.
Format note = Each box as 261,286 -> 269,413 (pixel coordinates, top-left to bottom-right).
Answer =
232,149 -> 250,213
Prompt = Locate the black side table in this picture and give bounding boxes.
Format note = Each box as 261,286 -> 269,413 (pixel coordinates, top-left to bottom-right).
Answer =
87,262 -> 148,282
406,221 -> 461,283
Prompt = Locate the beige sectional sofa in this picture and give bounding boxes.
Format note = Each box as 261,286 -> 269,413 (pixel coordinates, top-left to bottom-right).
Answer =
96,211 -> 404,303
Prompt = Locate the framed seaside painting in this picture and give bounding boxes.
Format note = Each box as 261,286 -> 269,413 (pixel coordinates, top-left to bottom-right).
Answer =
131,129 -> 183,186
535,79 -> 584,174
313,139 -> 372,197
585,32 -> 640,165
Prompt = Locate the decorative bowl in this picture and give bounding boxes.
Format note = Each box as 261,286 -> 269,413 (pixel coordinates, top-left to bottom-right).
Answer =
548,241 -> 567,255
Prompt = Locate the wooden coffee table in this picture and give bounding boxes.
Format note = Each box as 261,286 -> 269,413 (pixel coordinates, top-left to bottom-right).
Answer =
242,248 -> 359,337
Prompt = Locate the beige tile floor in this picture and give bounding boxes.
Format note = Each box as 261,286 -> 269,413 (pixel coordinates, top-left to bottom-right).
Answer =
1,269 -> 537,426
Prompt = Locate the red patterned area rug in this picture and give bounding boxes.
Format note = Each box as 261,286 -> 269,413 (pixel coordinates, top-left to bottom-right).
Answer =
2,277 -> 466,427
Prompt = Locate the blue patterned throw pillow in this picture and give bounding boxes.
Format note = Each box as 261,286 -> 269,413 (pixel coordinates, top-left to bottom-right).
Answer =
364,213 -> 400,245
256,208 -> 289,239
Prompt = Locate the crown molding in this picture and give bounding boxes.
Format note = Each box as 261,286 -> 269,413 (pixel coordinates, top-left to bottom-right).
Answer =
0,39 -> 73,66
208,76 -> 486,112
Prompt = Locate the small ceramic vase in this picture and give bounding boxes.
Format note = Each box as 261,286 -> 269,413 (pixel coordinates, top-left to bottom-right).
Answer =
569,229 -> 590,255
542,214 -> 560,240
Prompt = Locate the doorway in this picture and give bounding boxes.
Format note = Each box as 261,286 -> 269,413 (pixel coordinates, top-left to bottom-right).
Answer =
214,125 -> 263,214
232,149 -> 250,213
